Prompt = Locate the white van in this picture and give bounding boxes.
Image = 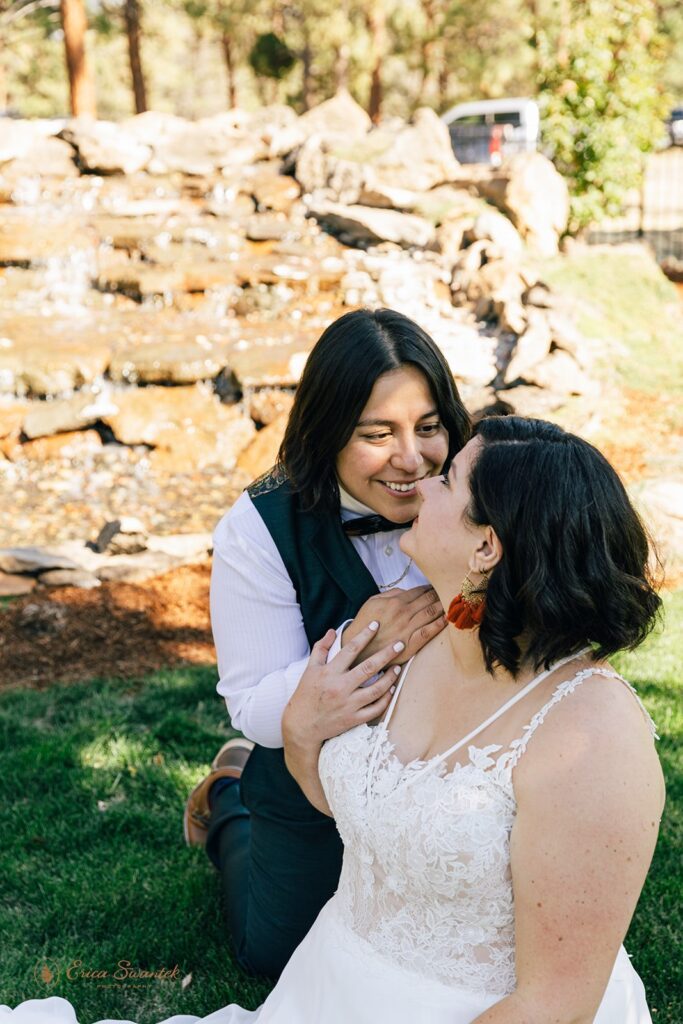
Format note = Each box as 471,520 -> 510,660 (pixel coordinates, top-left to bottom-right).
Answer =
441,98 -> 540,166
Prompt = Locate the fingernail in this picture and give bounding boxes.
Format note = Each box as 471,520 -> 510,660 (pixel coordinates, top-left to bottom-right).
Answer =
393,640 -> 405,652
394,665 -> 401,674
390,685 -> 396,694
369,620 -> 379,631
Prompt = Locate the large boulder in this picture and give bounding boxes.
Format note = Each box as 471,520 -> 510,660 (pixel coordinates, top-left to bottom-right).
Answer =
432,321 -> 498,386
122,110 -> 189,146
250,170 -> 301,213
297,90 -> 372,139
468,209 -> 524,257
295,106 -> 459,203
109,341 -> 228,385
526,349 -> 599,395
60,120 -> 152,175
20,430 -> 102,462
360,108 -> 460,193
0,215 -> 96,265
101,384 -> 256,470
236,412 -> 289,480
0,137 -> 77,182
295,139 -> 366,202
0,119 -> 64,164
477,153 -> 569,256
22,392 -> 116,439
0,546 -> 81,574
308,201 -> 436,249
503,308 -> 553,383
0,338 -> 111,398
0,573 -> 36,596
142,114 -> 269,176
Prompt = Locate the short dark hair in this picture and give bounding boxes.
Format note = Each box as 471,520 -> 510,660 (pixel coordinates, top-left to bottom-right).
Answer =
467,416 -> 661,675
278,308 -> 471,513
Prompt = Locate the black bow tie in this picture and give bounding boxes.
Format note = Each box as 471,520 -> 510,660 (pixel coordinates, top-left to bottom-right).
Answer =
342,514 -> 414,538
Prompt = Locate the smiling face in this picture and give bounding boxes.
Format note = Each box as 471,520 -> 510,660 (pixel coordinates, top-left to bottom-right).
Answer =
335,365 -> 449,523
400,435 -> 500,587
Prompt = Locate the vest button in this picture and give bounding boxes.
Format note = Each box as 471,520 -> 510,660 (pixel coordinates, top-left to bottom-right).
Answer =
384,545 -> 393,556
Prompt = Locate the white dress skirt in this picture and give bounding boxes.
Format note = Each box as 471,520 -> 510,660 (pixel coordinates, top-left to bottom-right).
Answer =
0,903 -> 652,1024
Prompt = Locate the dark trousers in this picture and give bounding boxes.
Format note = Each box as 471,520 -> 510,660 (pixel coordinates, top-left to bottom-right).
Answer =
205,745 -> 343,979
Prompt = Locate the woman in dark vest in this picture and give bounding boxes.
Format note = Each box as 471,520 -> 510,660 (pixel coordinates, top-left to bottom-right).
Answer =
184,307 -> 470,978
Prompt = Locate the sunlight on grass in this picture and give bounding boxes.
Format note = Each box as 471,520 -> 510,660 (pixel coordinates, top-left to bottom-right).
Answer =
79,735 -> 154,771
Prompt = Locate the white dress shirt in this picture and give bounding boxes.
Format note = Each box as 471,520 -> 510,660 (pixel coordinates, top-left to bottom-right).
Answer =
210,485 -> 429,748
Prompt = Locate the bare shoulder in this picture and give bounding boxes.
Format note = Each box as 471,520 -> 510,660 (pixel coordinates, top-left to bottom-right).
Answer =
514,664 -> 665,813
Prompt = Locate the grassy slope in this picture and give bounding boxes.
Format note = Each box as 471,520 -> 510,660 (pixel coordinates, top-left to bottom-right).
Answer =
541,245 -> 683,395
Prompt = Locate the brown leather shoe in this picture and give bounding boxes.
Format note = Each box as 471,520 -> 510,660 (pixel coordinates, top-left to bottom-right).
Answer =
183,737 -> 255,847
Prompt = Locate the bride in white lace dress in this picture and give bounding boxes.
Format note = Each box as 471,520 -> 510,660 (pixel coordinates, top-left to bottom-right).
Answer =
4,417 -> 664,1024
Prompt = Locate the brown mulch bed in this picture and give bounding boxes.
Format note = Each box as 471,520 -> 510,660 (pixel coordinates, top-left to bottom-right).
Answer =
0,563 -> 215,689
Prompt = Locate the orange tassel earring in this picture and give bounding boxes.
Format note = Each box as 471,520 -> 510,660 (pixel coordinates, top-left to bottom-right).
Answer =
446,569 -> 489,630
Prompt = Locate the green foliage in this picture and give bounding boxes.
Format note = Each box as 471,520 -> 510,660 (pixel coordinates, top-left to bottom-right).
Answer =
248,31 -> 296,80
537,0 -> 671,232
91,10 -> 118,38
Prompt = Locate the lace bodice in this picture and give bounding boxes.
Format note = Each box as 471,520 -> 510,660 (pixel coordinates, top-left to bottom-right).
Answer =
318,656 -> 657,998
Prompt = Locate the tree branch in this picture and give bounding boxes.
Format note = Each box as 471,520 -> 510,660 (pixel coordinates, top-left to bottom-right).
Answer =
1,0 -> 59,27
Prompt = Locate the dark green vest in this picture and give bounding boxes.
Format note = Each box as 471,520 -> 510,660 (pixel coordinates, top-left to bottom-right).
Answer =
239,466 -> 380,823
248,466 -> 379,646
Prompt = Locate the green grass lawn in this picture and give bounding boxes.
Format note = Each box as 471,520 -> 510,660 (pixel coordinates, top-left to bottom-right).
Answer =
0,590 -> 681,1023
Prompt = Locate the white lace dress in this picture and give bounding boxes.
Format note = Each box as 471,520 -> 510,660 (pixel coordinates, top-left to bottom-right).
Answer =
3,655 -> 656,1024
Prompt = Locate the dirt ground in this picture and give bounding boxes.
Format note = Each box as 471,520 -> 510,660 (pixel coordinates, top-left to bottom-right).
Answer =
0,563 -> 215,688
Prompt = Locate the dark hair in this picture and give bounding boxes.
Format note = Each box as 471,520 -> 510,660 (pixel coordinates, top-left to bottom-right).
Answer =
278,308 -> 471,513
467,416 -> 661,675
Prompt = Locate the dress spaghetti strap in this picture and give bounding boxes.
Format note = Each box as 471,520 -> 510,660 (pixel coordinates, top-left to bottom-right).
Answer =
367,648 -> 591,797
503,667 -> 659,773
383,656 -> 416,728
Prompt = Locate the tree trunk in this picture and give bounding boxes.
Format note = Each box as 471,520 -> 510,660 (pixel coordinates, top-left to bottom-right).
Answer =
0,35 -> 8,112
366,2 -> 385,124
60,0 -> 96,117
557,0 -> 570,69
437,58 -> 450,112
416,0 -> 437,108
301,28 -> 313,110
334,42 -> 350,92
334,0 -> 350,92
220,31 -> 237,108
124,0 -> 147,114
526,0 -> 541,78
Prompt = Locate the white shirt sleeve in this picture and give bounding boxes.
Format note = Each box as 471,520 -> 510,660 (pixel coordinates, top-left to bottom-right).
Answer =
210,490 -> 430,748
211,491 -> 343,748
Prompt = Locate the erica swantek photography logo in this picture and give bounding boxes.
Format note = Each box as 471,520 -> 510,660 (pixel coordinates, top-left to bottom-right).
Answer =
35,956 -> 189,991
